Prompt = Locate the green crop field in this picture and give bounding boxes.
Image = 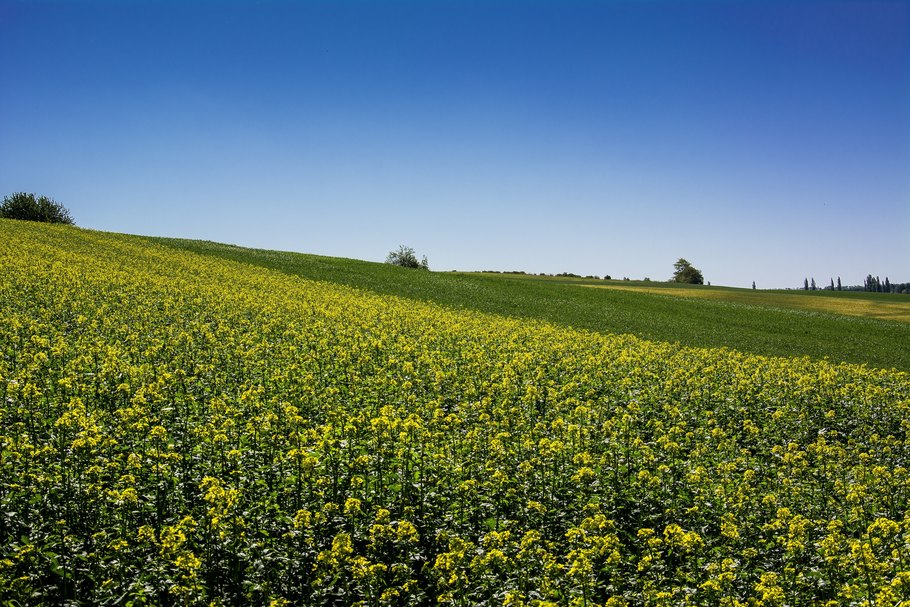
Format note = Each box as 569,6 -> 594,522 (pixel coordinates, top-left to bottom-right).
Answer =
153,237 -> 910,372
577,282 -> 910,324
3,220 -> 910,606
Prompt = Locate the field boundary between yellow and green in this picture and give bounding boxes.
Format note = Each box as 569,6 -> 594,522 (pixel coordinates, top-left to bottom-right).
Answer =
149,234 -> 910,371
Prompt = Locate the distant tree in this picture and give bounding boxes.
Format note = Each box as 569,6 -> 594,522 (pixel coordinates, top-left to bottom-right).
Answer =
829,278 -> 835,290
837,277 -> 842,291
0,192 -> 74,224
885,277 -> 891,292
804,278 -> 809,291
672,258 -> 704,284
810,278 -> 817,291
603,275 -> 611,280
752,281 -> 756,290
385,245 -> 429,270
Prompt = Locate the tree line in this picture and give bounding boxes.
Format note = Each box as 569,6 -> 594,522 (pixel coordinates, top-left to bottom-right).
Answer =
801,275 -> 909,294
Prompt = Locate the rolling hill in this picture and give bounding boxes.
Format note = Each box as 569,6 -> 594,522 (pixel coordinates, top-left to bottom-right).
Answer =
152,237 -> 910,372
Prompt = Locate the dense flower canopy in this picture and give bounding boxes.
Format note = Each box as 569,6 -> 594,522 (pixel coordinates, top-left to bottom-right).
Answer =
1,219 -> 909,605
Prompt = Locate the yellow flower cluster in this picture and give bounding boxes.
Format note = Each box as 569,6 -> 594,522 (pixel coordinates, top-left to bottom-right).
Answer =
2,220 -> 909,605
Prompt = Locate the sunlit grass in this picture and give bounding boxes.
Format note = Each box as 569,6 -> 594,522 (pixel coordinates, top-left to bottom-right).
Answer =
580,283 -> 910,323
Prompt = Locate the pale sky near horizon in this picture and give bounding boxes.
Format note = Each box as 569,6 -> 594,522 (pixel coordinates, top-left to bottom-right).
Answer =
1,0 -> 907,288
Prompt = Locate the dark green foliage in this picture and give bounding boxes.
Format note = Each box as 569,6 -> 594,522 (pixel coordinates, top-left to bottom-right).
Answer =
863,275 -> 904,294
386,245 -> 429,270
0,192 -> 74,224
672,258 -> 704,284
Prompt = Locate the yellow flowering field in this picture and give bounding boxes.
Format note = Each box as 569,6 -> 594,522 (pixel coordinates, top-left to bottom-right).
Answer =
2,220 -> 909,606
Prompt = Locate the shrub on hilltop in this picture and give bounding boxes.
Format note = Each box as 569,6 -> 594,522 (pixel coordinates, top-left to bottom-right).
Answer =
386,244 -> 429,270
0,192 -> 75,225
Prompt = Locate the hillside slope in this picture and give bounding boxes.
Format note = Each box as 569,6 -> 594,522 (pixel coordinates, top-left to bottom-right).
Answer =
3,220 -> 910,605
152,237 -> 910,371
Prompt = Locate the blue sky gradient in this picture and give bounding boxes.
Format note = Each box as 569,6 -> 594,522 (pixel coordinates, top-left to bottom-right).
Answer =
2,0 -> 907,287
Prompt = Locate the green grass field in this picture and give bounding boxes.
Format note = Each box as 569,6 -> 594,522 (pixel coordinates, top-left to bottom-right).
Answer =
151,237 -> 910,371
574,281 -> 910,323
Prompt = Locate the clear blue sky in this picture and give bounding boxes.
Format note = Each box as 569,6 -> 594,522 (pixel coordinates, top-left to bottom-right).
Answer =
2,0 -> 907,288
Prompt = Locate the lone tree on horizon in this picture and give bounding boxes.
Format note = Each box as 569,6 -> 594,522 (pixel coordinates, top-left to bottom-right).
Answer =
386,245 -> 429,270
0,192 -> 74,225
672,258 -> 704,284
